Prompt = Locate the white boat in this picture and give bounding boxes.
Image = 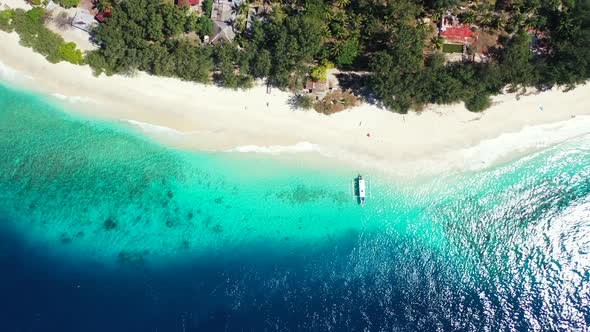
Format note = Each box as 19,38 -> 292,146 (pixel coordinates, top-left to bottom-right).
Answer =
358,175 -> 366,205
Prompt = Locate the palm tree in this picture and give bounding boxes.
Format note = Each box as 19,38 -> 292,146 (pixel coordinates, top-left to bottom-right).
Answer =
332,9 -> 347,22
491,16 -> 506,31
232,1 -> 249,18
238,1 -> 249,17
320,24 -> 332,40
460,11 -> 476,25
479,12 -> 494,27
330,42 -> 343,57
510,13 -> 525,29
333,0 -> 349,8
333,26 -> 348,40
431,10 -> 443,24
230,1 -> 250,31
431,36 -> 445,50
417,20 -> 432,35
322,8 -> 333,21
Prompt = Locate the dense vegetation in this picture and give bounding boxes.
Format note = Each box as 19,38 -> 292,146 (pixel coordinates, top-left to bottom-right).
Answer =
53,0 -> 81,8
86,0 -> 222,82
360,0 -> 590,112
85,0 -> 590,112
10,0 -> 590,113
0,8 -> 84,64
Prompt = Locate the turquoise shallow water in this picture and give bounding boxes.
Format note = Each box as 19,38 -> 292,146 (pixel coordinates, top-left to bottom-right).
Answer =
0,82 -> 589,330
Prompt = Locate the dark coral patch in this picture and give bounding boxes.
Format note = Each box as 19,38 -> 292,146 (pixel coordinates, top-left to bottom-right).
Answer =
214,197 -> 223,204
276,185 -> 326,204
165,220 -> 175,228
211,224 -> 223,233
117,250 -> 145,266
104,219 -> 117,230
167,190 -> 174,198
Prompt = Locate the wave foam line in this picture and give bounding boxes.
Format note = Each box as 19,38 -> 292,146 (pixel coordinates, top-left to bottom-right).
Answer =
126,119 -> 191,137
51,93 -> 96,104
0,60 -> 32,82
225,142 -> 321,154
459,115 -> 590,170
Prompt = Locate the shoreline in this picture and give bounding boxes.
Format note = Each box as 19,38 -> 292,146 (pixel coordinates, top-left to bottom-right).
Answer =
1,29 -> 589,176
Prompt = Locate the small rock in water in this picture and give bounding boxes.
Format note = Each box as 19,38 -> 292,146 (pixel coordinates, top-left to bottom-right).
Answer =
167,190 -> 174,198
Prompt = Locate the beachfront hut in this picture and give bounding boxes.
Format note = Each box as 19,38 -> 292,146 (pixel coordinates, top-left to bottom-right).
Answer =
305,79 -> 328,97
211,0 -> 233,22
45,0 -> 58,11
210,21 -> 236,44
71,11 -> 96,32
209,0 -> 238,44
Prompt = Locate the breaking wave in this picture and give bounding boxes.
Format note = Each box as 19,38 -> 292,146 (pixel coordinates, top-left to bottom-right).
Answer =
51,93 -> 96,104
225,142 -> 321,154
125,119 -> 191,136
457,115 -> 590,170
0,60 -> 31,82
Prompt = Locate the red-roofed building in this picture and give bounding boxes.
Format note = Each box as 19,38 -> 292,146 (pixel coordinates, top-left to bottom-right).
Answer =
440,15 -> 474,45
177,0 -> 200,8
441,26 -> 473,43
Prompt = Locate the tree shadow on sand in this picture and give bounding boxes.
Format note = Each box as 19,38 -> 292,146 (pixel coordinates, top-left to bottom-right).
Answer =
334,72 -> 381,107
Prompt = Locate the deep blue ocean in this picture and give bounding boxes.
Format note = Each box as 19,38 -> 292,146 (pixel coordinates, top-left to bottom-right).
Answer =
0,83 -> 589,331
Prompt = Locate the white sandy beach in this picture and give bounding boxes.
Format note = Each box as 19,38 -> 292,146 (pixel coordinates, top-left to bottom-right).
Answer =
1,28 -> 589,175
